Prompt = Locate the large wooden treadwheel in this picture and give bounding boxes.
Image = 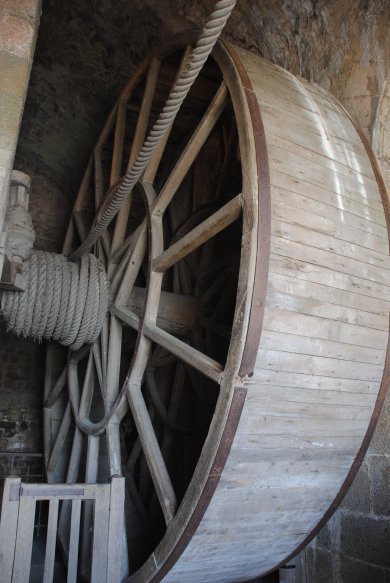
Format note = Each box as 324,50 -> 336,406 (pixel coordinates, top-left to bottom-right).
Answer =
43,33 -> 390,582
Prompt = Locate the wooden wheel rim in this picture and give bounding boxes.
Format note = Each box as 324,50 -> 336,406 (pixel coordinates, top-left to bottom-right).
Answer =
43,31 -> 390,583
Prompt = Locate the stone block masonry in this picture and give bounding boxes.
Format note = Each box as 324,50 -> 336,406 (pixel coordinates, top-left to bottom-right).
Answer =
0,0 -> 41,274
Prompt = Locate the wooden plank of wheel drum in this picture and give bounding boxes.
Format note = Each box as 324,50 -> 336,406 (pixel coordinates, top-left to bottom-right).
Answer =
129,40 -> 390,583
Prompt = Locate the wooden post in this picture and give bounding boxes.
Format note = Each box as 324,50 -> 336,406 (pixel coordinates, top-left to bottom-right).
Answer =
11,493 -> 36,582
90,485 -> 110,583
106,476 -> 126,582
0,478 -> 21,582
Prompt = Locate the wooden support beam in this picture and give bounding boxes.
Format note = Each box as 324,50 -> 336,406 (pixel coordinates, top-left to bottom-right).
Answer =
153,193 -> 242,273
143,322 -> 223,384
152,82 -> 228,217
125,287 -> 198,336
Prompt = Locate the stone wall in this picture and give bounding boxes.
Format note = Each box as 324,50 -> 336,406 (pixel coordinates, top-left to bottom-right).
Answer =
0,0 -> 41,270
0,0 -> 43,502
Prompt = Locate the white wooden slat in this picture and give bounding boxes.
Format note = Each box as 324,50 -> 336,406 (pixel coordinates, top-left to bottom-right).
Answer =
257,347 -> 383,382
250,68 -> 373,153
269,254 -> 390,303
266,288 -> 388,332
260,102 -> 373,176
245,383 -> 377,409
269,146 -> 382,213
43,499 -> 59,583
237,411 -> 369,438
260,329 -> 386,366
268,266 -> 389,318
271,235 -> 390,292
258,85 -> 363,155
0,478 -> 20,582
106,477 -> 125,583
258,96 -> 367,160
81,436 -> 100,579
90,485 -> 110,583
192,512 -> 325,547
267,131 -> 376,183
67,499 -> 81,583
272,218 -> 389,275
272,195 -> 388,258
12,494 -> 36,583
242,396 -> 372,421
271,173 -> 388,237
232,431 -> 362,454
252,367 -> 380,394
262,307 -> 388,350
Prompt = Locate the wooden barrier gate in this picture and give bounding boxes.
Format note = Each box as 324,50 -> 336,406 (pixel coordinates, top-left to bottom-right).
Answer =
0,476 -> 125,583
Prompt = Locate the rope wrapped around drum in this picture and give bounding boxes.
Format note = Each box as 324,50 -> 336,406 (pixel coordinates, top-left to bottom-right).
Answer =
1,251 -> 108,350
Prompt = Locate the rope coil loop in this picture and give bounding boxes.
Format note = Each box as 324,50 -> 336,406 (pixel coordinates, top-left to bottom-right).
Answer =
1,251 -> 109,350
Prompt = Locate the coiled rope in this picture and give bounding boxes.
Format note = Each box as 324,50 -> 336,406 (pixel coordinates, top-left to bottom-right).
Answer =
70,0 -> 237,261
1,251 -> 108,350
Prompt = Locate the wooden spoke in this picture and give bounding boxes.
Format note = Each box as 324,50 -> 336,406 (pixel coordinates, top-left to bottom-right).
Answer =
106,316 -> 122,408
125,474 -> 151,528
110,99 -> 127,187
153,193 -> 242,273
160,362 -> 186,462
143,322 -> 223,384
152,82 -> 228,217
111,305 -> 140,332
126,287 -> 198,336
92,340 -> 104,394
146,367 -> 202,435
73,210 -> 88,242
215,119 -> 238,200
143,46 -> 192,185
127,59 -> 161,173
115,222 -> 147,305
111,59 -> 161,256
44,366 -> 67,408
110,223 -> 144,294
126,380 -> 177,525
125,437 -> 142,473
94,148 -> 104,209
47,403 -> 72,480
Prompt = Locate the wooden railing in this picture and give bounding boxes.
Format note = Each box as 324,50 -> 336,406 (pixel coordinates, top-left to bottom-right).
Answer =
0,476 -> 125,583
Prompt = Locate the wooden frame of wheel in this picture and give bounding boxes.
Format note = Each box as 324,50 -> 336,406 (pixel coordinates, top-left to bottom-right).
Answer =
43,31 -> 390,583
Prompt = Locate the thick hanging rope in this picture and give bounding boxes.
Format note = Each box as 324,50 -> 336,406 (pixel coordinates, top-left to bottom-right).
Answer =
70,0 -> 237,261
1,251 -> 108,350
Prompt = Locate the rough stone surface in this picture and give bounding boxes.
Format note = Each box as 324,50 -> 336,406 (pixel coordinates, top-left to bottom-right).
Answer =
341,461 -> 371,514
305,546 -> 335,583
368,455 -> 390,518
0,320 -> 44,454
340,557 -> 386,583
340,513 -> 390,568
